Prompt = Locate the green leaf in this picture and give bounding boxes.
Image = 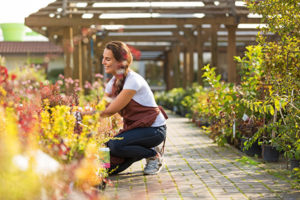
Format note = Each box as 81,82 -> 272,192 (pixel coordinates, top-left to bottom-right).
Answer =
269,105 -> 275,115
274,99 -> 280,111
264,105 -> 267,113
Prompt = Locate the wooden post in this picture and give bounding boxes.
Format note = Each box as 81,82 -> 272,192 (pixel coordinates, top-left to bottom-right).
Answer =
189,44 -> 194,85
87,38 -> 93,83
183,28 -> 195,87
211,24 -> 219,73
197,26 -> 204,85
183,48 -> 188,88
63,27 -> 73,78
72,28 -> 80,80
82,40 -> 89,93
173,44 -> 180,88
94,37 -> 101,75
78,40 -> 83,89
167,50 -> 174,89
226,25 -> 237,83
163,51 -> 170,90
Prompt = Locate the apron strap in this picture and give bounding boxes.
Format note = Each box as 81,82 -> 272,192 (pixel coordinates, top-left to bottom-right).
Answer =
158,106 -> 168,119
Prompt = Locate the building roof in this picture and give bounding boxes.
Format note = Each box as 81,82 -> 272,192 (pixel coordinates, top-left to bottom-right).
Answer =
0,41 -> 63,54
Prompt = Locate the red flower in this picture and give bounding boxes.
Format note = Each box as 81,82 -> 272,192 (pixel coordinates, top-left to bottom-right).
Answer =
0,66 -> 8,84
11,74 -> 17,81
127,45 -> 141,60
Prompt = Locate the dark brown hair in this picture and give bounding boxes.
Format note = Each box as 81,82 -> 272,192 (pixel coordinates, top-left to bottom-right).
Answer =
105,41 -> 133,96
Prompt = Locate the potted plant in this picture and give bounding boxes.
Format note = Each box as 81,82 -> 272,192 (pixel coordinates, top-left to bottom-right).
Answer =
238,115 -> 263,157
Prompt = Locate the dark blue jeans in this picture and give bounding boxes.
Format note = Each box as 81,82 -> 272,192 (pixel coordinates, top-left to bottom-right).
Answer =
107,125 -> 166,174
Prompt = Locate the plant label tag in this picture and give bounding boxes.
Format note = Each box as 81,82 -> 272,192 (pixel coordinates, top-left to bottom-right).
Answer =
233,119 -> 236,138
242,113 -> 249,121
99,147 -> 110,168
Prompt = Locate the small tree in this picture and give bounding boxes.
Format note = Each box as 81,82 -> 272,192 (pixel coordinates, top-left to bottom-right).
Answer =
245,0 -> 300,160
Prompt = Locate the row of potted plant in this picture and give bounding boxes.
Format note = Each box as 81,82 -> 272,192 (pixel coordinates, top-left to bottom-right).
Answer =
156,0 -> 300,174
155,44 -> 299,168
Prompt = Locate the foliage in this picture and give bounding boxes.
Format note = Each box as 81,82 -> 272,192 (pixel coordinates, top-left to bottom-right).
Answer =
0,65 -> 120,199
200,65 -> 240,146
235,156 -> 259,166
0,107 -> 41,200
246,0 -> 299,38
244,0 -> 300,159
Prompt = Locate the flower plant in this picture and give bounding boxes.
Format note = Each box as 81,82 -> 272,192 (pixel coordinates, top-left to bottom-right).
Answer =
0,65 -> 121,199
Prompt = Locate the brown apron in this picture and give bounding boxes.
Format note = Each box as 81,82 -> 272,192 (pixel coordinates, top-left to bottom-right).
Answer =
118,99 -> 168,134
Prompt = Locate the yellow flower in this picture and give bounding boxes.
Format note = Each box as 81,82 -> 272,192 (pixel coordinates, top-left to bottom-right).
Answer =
0,86 -> 6,97
75,141 -> 103,189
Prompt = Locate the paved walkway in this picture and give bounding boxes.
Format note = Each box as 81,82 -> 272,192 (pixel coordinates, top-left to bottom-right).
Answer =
103,111 -> 300,200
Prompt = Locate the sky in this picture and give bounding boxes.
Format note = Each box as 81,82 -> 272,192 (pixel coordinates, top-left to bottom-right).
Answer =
0,0 -> 55,23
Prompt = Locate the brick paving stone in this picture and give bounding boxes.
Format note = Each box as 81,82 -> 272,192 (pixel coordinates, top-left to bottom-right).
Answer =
103,111 -> 300,200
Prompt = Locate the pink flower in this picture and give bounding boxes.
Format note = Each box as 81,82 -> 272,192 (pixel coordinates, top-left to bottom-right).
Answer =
84,81 -> 92,89
95,73 -> 103,78
57,80 -> 63,85
92,81 -> 100,88
75,87 -> 82,92
65,78 -> 74,84
59,74 -> 64,79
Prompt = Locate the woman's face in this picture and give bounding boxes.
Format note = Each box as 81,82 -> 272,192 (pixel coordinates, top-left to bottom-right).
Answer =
102,48 -> 121,75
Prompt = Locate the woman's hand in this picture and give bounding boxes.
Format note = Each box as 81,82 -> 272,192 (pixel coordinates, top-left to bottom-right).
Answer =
101,89 -> 136,117
81,110 -> 96,116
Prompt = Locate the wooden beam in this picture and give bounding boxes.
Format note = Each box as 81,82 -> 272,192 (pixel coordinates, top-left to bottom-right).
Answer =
130,45 -> 249,53
25,16 -> 261,27
103,35 -> 177,42
106,27 -> 260,33
128,46 -> 168,51
39,7 -> 248,15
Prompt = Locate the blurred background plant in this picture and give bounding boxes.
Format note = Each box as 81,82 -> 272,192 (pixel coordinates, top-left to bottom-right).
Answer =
0,64 -> 121,199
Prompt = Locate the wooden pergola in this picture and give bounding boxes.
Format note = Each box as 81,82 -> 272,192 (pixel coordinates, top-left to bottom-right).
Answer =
25,0 -> 263,90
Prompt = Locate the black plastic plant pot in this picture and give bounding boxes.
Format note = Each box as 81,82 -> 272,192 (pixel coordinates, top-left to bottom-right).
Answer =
262,145 -> 279,162
240,138 -> 262,157
290,159 -> 300,171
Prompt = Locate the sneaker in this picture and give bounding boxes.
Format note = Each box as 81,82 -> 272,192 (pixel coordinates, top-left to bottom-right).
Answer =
143,152 -> 163,175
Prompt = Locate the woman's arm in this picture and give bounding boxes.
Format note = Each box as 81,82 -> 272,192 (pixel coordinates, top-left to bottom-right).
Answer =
101,89 -> 136,117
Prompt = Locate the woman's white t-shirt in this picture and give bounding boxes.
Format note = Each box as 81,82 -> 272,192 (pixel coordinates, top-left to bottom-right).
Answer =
105,70 -> 166,127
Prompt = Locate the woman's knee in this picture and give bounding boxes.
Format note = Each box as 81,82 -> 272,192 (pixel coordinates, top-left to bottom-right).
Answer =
107,140 -> 122,154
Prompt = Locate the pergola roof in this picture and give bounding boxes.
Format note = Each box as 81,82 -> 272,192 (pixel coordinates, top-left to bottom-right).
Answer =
25,0 -> 262,61
24,0 -> 267,88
